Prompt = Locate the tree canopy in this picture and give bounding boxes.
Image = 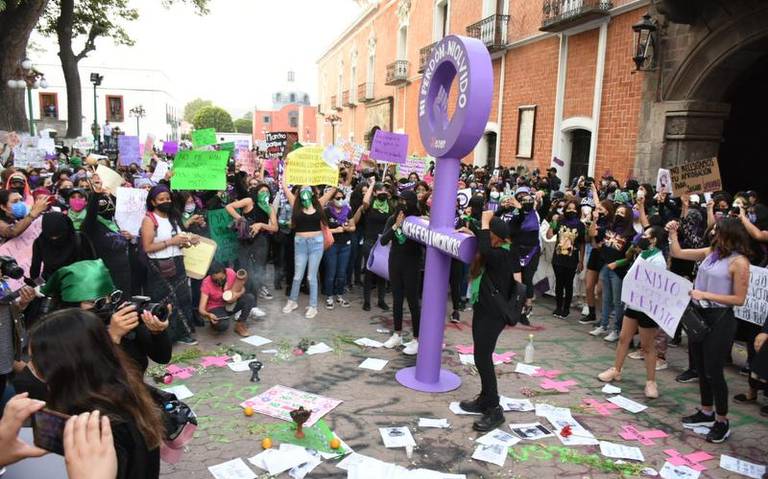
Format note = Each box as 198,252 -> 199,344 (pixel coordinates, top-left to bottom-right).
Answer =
183,98 -> 213,123
193,106 -> 233,132
233,118 -> 252,134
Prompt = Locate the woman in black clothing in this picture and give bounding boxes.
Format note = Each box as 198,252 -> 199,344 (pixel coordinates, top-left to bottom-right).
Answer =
459,211 -> 521,431
28,309 -> 164,479
380,190 -> 422,354
546,199 -> 586,319
506,188 -> 540,325
352,178 -> 391,311
30,212 -> 94,281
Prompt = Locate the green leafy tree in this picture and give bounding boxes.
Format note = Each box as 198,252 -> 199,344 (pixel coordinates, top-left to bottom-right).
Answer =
37,0 -> 210,138
183,98 -> 213,123
193,106 -> 233,132
233,118 -> 252,134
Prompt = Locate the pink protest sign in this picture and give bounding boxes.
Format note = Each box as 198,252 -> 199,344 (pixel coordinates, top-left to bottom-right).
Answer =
166,365 -> 195,380
455,344 -> 474,354
240,385 -> 342,427
0,217 -> 42,288
200,356 -> 230,368
663,449 -> 714,471
619,424 -> 668,446
540,379 -> 578,393
370,130 -> 408,164
582,398 -> 621,416
236,149 -> 256,176
493,351 -> 516,363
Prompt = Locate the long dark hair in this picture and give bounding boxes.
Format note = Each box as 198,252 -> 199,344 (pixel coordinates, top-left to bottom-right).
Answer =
291,186 -> 327,227
30,309 -> 164,448
712,217 -> 752,259
0,189 -> 14,222
146,186 -> 181,231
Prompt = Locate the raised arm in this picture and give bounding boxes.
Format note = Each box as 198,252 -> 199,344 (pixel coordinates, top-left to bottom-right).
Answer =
319,186 -> 337,207
666,221 -> 710,262
225,198 -> 251,221
740,209 -> 768,241
282,182 -> 296,206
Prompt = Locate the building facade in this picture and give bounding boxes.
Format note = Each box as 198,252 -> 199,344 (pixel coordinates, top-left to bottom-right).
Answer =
252,71 -> 318,144
317,0 -> 768,196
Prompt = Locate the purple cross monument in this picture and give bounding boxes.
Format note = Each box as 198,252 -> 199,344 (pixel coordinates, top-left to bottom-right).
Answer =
395,35 -> 493,392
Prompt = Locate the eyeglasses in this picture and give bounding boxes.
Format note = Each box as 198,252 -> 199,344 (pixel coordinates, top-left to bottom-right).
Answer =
92,290 -> 123,311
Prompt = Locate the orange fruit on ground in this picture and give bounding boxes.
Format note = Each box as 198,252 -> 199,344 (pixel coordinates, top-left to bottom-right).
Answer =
243,407 -> 254,417
261,437 -> 272,449
329,438 -> 341,449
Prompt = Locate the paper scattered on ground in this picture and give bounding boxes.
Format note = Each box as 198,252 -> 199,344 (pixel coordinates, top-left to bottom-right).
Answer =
509,422 -> 554,440
449,402 -> 481,415
460,353 -> 514,366
418,418 -> 450,428
689,426 -> 710,435
279,444 -> 323,479
305,342 -> 333,355
239,385 -> 342,427
659,462 -> 700,479
166,364 -> 195,380
607,395 -> 648,413
200,355 -> 230,368
161,384 -> 193,400
476,429 -> 521,448
500,396 -> 535,412
514,363 -> 540,376
471,443 -> 507,467
354,337 -> 384,348
602,383 -> 622,394
408,469 -> 466,478
599,441 -> 645,462
227,359 -> 257,372
719,454 -> 766,479
208,458 -> 256,479
359,358 -> 389,371
261,349 -> 278,354
248,447 -> 316,476
534,403 -> 571,418
458,354 -> 475,366
240,334 -> 272,347
379,426 -> 416,448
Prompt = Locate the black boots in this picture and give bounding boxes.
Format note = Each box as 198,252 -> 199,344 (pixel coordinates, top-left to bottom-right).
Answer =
473,406 -> 504,432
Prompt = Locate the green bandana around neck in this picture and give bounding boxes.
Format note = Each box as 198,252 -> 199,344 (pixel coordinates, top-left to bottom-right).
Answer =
300,190 -> 313,208
68,209 -> 86,230
97,215 -> 120,233
470,242 -> 510,304
372,199 -> 389,214
640,246 -> 660,259
257,191 -> 271,215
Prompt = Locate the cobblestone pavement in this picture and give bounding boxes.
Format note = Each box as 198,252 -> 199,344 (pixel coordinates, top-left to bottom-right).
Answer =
159,286 -> 768,479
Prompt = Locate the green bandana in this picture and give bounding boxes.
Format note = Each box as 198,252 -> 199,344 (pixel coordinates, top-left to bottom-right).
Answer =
69,156 -> 82,168
394,228 -> 406,245
68,209 -> 86,230
257,191 -> 271,215
640,247 -> 660,259
372,199 -> 389,214
41,259 -> 116,303
470,243 -> 510,304
300,190 -> 313,208
97,215 -> 120,233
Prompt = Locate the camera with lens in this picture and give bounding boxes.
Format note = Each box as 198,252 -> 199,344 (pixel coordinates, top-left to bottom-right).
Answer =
127,295 -> 169,322
0,256 -> 24,280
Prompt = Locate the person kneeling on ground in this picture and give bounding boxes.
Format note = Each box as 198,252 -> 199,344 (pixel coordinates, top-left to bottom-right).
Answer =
199,262 -> 258,337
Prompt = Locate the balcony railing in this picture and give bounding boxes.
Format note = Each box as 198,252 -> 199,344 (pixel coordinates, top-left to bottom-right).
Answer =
358,82 -> 374,103
466,14 -> 510,52
331,94 -> 342,110
342,90 -> 357,107
385,60 -> 410,86
418,42 -> 438,73
541,0 -> 612,32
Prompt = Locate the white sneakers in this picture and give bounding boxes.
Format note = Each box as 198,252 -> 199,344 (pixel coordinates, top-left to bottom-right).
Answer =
604,331 -> 620,342
403,339 -> 419,356
249,307 -> 266,318
283,300 -> 318,318
282,300 -> 298,314
305,307 -> 318,319
383,333 -> 402,349
589,325 -> 608,336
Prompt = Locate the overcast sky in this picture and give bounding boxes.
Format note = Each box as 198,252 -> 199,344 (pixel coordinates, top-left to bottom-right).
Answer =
30,0 -> 362,118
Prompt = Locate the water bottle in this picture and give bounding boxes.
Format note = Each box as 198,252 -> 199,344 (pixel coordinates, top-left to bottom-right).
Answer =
523,334 -> 535,364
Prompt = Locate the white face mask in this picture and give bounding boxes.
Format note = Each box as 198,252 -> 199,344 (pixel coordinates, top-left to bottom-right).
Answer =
184,203 -> 196,213
490,191 -> 500,200
334,199 -> 343,207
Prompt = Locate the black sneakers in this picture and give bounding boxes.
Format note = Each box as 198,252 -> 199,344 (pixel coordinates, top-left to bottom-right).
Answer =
473,406 -> 505,432
578,313 -> 597,324
682,409 -> 715,428
676,369 -> 699,383
450,311 -> 461,324
706,420 -> 730,443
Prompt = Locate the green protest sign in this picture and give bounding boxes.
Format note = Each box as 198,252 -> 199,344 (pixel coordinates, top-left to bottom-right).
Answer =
217,141 -> 235,152
191,128 -> 216,149
206,209 -> 239,263
170,150 -> 228,190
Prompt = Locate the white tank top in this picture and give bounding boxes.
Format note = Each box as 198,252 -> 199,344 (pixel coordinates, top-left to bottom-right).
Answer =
147,214 -> 182,259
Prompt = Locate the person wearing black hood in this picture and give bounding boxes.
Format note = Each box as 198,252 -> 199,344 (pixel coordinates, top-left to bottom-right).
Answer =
505,188 -> 541,325
352,178 -> 391,312
546,200 -> 585,319
459,211 -> 521,431
30,212 -> 94,281
380,190 -> 423,355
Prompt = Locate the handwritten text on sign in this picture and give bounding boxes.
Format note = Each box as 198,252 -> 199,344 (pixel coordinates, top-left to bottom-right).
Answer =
370,130 -> 408,164
118,136 -> 141,166
621,260 -> 693,337
171,150 -> 229,190
284,146 -> 339,186
735,265 -> 767,327
191,128 -> 216,149
668,158 -> 722,195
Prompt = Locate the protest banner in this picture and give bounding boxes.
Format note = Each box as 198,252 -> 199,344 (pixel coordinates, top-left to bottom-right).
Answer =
240,385 -> 342,428
38,137 -> 56,155
621,260 -> 693,337
668,158 -> 722,195
191,128 -> 216,149
73,136 -> 93,151
735,265 -> 768,326
142,135 -> 155,165
398,155 -> 428,179
151,161 -> 169,183
456,188 -> 472,209
162,140 -> 179,156
322,145 -> 344,168
0,217 -> 42,289
95,165 -> 125,194
118,136 -> 141,166
284,146 -> 339,186
206,209 -> 238,263
114,187 -> 148,236
235,149 -> 256,176
656,168 -> 672,196
370,130 -> 408,164
217,141 -> 235,152
170,150 -> 229,190
183,237 -> 218,280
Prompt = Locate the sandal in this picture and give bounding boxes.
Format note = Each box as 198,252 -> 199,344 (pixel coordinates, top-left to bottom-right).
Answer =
733,393 -> 757,403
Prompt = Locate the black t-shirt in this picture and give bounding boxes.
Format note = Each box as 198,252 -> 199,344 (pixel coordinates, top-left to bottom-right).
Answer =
598,225 -> 633,274
552,221 -> 585,269
325,206 -> 352,245
363,207 -> 390,242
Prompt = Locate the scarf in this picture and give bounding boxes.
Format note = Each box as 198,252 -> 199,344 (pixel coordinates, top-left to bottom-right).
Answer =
68,209 -> 86,230
97,215 -> 120,233
372,199 -> 389,214
328,204 -> 350,225
470,243 -> 511,304
256,191 -> 271,215
640,247 -> 660,260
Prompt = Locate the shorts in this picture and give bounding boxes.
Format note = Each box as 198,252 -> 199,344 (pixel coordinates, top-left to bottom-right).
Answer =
586,248 -> 604,272
625,308 -> 657,329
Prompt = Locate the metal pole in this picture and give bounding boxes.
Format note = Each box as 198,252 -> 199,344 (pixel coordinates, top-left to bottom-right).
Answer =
136,116 -> 140,139
26,85 -> 35,135
93,83 -> 99,149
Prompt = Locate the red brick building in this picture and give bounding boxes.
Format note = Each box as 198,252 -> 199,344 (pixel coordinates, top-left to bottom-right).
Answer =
318,0 -> 768,195
253,71 -> 318,144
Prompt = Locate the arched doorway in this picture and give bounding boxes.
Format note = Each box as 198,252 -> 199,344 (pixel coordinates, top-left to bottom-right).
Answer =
559,127 -> 591,185
474,130 -> 497,168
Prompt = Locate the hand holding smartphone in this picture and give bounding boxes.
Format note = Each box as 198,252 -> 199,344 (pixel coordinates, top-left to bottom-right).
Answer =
32,409 -> 70,455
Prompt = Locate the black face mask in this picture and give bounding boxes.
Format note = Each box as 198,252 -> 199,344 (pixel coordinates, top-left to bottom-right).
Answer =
607,186 -> 617,193
636,237 -> 651,250
156,202 -> 173,214
598,212 -> 607,219
614,215 -> 628,226
522,202 -> 534,212
565,211 -> 578,220
376,193 -> 388,201
59,188 -> 71,198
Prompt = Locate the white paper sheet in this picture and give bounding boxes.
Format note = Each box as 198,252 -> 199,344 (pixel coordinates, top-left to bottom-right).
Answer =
379,426 -> 416,448
227,360 -> 257,372
306,342 -> 333,355
359,358 -> 389,371
151,161 -> 169,182
471,443 -> 507,467
418,418 -> 450,428
509,422 -> 554,440
248,448 -> 315,476
161,385 -> 193,400
337,452 -> 385,471
408,469 -> 467,479
534,403 -> 571,418
719,455 -> 766,479
599,441 -> 645,462
607,395 -> 648,413
458,354 -> 475,365
261,349 -> 278,354
476,429 -> 521,447
514,363 -> 540,376
659,462 -> 700,479
499,396 -> 534,412
240,335 -> 272,347
448,402 -> 481,415
354,337 -> 384,348
208,458 -> 256,479
601,383 -> 622,394
279,444 -> 323,479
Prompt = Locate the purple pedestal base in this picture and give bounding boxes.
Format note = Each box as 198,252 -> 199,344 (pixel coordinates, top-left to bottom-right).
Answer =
396,366 -> 461,393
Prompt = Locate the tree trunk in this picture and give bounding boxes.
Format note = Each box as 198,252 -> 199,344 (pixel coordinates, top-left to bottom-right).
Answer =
60,47 -> 83,138
0,0 -> 49,132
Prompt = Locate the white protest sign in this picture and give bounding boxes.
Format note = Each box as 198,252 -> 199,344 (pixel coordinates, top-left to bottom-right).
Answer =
621,260 -> 693,337
457,188 -> 472,209
95,164 -> 125,194
656,168 -> 673,196
114,187 -> 148,236
151,161 -> 170,183
735,266 -> 767,326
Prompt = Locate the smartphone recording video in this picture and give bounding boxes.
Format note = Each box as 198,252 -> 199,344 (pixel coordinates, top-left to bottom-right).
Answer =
32,409 -> 71,455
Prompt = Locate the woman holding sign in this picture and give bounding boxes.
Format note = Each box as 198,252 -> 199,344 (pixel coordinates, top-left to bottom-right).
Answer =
668,217 -> 751,443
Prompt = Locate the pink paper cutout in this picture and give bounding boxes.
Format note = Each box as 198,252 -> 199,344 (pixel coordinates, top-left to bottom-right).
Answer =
619,424 -> 668,446
532,368 -> 562,379
200,356 -> 230,368
455,344 -> 474,354
539,379 -> 578,393
165,364 -> 195,380
663,449 -> 714,472
492,351 -> 516,363
582,398 -> 621,416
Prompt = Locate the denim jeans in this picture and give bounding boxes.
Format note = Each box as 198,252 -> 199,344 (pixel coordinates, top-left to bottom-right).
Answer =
238,235 -> 268,305
323,241 -> 351,297
599,265 -> 623,331
289,235 -> 324,308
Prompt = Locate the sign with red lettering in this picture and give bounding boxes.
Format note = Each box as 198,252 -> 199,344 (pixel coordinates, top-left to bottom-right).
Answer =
668,158 -> 722,195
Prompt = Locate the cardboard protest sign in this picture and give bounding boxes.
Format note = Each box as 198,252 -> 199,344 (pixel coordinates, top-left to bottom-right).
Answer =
322,145 -> 344,168
183,237 -> 218,280
118,136 -> 141,166
399,155 -> 428,179
656,168 -> 672,196
12,135 -> 46,169
191,128 -> 216,149
95,165 -> 125,194
370,130 -> 408,164
170,150 -> 229,190
38,137 -> 56,155
114,187 -> 148,236
206,208 -> 238,263
162,140 -> 179,156
284,146 -> 339,186
457,188 -> 472,209
735,265 -> 768,326
621,260 -> 693,336
239,385 -> 342,428
668,158 -> 722,195
0,217 -> 42,288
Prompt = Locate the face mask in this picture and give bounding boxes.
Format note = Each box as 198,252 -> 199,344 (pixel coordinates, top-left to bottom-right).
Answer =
156,202 -> 173,214
29,175 -> 39,185
59,188 -> 71,199
376,193 -> 388,201
300,191 -> 313,208
522,202 -> 534,212
334,199 -> 343,207
565,211 -> 577,220
69,197 -> 87,212
615,214 -> 627,225
636,237 -> 651,251
607,186 -> 617,193
184,202 -> 196,214
214,278 -> 226,287
556,208 -> 564,215
11,202 -> 28,219
490,191 -> 500,200
12,186 -> 24,195
598,211 -> 607,219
